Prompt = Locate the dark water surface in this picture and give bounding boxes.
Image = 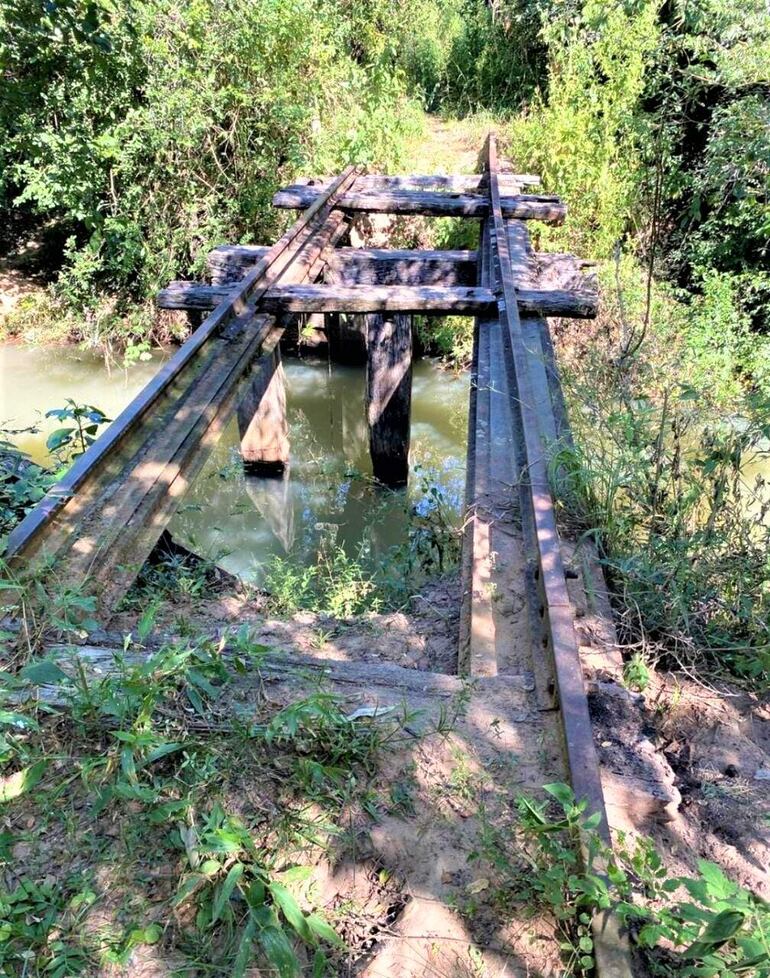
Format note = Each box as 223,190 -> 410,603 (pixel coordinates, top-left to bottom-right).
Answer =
1,345 -> 469,582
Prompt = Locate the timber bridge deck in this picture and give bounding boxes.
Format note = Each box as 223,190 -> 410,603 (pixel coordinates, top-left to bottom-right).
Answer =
5,135 -> 636,975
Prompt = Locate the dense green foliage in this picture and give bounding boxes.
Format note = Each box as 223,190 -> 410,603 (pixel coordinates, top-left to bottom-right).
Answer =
509,1 -> 770,330
0,0 -> 428,345
493,0 -> 770,684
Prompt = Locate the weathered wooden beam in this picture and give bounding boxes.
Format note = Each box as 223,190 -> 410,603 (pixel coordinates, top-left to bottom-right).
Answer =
263,284 -> 493,314
206,245 -> 595,291
207,245 -> 477,287
366,313 -> 412,486
293,173 -> 541,192
237,346 -> 290,475
273,186 -> 566,223
208,244 -> 269,285
157,282 -> 598,319
327,249 -> 476,286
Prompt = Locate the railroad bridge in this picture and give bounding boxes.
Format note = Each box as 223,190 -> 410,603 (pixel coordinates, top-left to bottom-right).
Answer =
5,135 -> 637,975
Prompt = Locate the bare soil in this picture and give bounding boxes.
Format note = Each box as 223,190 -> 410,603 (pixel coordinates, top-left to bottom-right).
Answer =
586,656 -> 770,902
112,574 -> 463,675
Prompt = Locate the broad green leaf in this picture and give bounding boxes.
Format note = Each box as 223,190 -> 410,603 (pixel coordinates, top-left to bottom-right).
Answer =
312,948 -> 328,978
269,882 -> 312,943
543,782 -> 575,808
684,910 -> 746,959
120,747 -> 138,784
173,874 -> 205,907
212,863 -> 244,924
305,914 -> 343,947
257,924 -> 299,978
46,428 -> 75,452
0,711 -> 38,731
142,742 -> 185,767
696,861 -> 736,900
19,660 -> 68,686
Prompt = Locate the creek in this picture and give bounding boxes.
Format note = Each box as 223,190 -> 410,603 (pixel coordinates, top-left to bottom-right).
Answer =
0,344 -> 469,583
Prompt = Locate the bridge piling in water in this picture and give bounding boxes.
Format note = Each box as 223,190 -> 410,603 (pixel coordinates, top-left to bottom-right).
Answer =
365,312 -> 413,487
237,347 -> 290,476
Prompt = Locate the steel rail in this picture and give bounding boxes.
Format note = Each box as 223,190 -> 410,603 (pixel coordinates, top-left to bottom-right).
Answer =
5,165 -> 361,560
485,133 -> 634,977
485,133 -> 610,837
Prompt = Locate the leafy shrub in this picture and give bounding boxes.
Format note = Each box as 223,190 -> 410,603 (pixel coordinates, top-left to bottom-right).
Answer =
553,261 -> 770,684
0,0 -> 426,341
508,1 -> 661,258
440,0 -> 549,113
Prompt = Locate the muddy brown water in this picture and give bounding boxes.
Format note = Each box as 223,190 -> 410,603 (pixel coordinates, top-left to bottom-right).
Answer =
0,344 -> 469,583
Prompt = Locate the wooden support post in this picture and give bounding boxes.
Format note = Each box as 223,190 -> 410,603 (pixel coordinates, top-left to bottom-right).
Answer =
186,310 -> 204,331
325,313 -> 368,364
237,348 -> 290,476
366,313 -> 412,486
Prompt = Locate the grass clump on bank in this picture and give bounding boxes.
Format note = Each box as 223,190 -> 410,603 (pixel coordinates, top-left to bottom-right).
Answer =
553,261 -> 770,685
0,637 -> 411,976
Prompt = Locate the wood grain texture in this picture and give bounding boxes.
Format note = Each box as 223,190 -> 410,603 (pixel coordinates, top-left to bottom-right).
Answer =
158,282 -> 598,318
291,173 -> 541,192
366,313 -> 412,486
273,185 -> 566,223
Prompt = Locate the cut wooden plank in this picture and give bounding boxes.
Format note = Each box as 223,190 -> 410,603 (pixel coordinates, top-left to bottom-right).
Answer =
458,218 -> 532,680
158,282 -> 598,319
366,313 -> 412,486
292,173 -> 541,193
273,186 -> 566,223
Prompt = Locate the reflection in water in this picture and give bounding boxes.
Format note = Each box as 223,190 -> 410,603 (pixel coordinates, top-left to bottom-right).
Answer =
169,357 -> 469,583
0,344 -> 469,583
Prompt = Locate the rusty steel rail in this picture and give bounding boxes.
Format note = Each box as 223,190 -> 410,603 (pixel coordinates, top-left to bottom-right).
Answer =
484,133 -> 634,976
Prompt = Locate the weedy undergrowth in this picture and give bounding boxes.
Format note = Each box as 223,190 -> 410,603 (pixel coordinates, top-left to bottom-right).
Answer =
552,261 -> 770,687
263,469 -> 463,617
471,783 -> 770,977
0,632 -> 414,976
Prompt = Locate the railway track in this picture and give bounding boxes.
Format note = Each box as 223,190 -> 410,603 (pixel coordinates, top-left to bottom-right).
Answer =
4,134 -> 634,975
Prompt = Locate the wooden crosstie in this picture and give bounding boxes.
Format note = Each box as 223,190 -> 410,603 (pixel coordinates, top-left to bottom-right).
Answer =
4,134 -> 634,976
